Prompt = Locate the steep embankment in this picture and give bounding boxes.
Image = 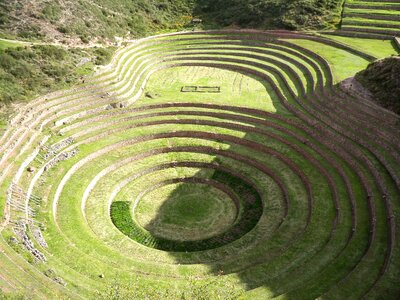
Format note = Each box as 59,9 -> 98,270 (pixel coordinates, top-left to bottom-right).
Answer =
356,56 -> 400,115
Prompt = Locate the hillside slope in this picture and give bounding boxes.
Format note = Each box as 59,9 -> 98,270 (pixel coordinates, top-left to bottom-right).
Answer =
0,0 -> 194,44
0,0 -> 344,45
195,0 -> 344,29
356,56 -> 400,115
0,43 -> 115,114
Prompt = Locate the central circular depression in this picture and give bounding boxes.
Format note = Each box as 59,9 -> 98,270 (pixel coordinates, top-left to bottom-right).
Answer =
110,171 -> 263,252
135,182 -> 238,241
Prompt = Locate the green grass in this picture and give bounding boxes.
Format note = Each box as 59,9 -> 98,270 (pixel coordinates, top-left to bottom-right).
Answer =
0,31 -> 399,299
0,39 -> 24,51
0,44 -> 115,104
137,182 -> 237,241
108,166 -> 263,251
321,35 -> 399,58
285,39 -> 370,81
143,66 -> 279,112
345,7 -> 400,16
340,0 -> 400,38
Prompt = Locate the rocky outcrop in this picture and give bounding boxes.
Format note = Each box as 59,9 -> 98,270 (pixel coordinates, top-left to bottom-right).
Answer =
356,56 -> 400,115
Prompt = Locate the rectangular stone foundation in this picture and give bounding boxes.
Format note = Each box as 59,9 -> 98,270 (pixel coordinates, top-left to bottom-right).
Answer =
181,86 -> 221,93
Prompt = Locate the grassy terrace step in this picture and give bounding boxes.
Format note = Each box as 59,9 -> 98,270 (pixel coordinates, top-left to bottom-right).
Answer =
341,25 -> 400,35
341,0 -> 400,39
342,19 -> 400,28
344,12 -> 400,20
345,7 -> 400,15
0,30 -> 399,299
343,25 -> 400,32
347,3 -> 400,10
324,29 -> 395,39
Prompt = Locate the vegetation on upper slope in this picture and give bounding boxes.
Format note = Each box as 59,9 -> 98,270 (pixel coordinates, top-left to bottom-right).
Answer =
0,44 -> 115,115
356,56 -> 400,115
0,0 -> 194,44
0,0 -> 344,45
195,0 -> 344,30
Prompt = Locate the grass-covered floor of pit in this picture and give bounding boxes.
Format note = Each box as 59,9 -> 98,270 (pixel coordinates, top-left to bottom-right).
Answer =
142,66 -> 277,112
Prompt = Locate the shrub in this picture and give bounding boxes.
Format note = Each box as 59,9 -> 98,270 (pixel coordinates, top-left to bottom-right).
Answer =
94,47 -> 115,65
80,35 -> 90,44
34,45 -> 67,59
17,25 -> 43,39
57,26 -> 71,34
41,2 -> 62,21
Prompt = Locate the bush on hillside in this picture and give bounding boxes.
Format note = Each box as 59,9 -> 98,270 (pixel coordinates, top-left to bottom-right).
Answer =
41,2 -> 62,22
94,47 -> 115,65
